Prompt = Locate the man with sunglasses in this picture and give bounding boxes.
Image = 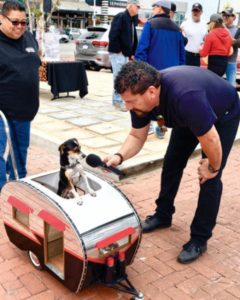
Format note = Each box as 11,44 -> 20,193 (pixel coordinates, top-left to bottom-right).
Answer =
221,7 -> 240,87
0,0 -> 41,191
181,3 -> 207,66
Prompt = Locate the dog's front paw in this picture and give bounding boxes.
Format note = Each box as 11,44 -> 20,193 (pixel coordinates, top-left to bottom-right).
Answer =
90,191 -> 96,197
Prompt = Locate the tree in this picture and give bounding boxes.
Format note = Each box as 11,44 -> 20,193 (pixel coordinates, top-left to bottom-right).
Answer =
23,0 -> 60,56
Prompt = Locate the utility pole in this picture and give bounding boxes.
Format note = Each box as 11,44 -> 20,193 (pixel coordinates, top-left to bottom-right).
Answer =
93,0 -> 96,26
217,0 -> 221,13
101,0 -> 108,25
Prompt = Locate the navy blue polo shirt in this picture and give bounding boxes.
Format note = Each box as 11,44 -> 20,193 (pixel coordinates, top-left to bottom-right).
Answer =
131,66 -> 240,136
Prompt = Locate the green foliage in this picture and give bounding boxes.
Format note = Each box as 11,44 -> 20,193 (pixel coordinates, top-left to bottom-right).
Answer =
34,8 -> 43,18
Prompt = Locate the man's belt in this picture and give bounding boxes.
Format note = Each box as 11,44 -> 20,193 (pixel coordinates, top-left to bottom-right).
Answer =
186,51 -> 200,57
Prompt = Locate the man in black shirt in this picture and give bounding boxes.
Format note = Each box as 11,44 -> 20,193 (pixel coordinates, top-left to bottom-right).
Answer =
0,0 -> 41,190
103,61 -> 240,263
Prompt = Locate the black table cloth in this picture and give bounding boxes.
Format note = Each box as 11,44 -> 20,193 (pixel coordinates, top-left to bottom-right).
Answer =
47,61 -> 88,99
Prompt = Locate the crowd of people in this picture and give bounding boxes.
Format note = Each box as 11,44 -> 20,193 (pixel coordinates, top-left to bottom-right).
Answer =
0,0 -> 240,267
108,1 -> 240,119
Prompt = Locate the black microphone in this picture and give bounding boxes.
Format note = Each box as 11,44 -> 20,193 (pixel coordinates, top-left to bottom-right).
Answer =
86,154 -> 123,176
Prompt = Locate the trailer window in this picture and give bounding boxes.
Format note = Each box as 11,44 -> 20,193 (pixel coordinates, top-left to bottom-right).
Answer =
13,207 -> 29,228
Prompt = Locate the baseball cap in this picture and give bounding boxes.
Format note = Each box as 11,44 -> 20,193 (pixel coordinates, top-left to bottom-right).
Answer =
192,3 -> 203,11
171,2 -> 176,12
127,0 -> 140,6
221,7 -> 235,16
152,0 -> 171,10
207,13 -> 223,24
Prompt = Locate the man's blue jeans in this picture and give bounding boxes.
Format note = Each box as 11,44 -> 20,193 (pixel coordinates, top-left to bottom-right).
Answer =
0,118 -> 30,190
155,116 -> 239,244
109,52 -> 128,105
226,63 -> 237,87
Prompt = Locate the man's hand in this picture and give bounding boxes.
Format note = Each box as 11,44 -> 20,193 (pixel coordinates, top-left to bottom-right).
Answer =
198,158 -> 219,184
129,55 -> 134,61
103,154 -> 121,167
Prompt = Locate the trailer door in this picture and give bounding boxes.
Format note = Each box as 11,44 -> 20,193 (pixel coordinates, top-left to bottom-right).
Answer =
44,222 -> 64,279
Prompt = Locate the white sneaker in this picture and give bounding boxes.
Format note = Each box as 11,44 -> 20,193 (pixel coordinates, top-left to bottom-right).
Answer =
155,126 -> 166,139
148,122 -> 155,135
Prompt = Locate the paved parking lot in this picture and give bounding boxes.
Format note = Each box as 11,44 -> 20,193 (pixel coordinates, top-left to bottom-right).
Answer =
0,143 -> 240,299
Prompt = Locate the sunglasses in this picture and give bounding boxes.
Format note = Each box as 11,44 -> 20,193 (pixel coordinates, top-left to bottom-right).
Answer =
222,14 -> 233,18
4,15 -> 28,27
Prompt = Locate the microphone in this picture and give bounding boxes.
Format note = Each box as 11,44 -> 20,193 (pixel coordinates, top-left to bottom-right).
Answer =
86,154 -> 123,176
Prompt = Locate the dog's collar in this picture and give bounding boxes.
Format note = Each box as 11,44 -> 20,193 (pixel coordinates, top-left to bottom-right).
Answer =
61,162 -> 79,170
61,165 -> 70,170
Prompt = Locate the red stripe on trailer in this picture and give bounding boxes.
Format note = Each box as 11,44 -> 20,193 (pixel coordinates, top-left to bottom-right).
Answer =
38,210 -> 66,232
8,196 -> 33,214
96,227 -> 136,249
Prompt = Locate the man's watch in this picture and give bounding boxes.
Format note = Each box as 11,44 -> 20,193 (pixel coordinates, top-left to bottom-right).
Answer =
208,164 -> 219,173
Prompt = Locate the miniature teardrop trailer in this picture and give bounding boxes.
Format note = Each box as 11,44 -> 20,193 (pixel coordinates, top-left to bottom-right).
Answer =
0,111 -> 144,299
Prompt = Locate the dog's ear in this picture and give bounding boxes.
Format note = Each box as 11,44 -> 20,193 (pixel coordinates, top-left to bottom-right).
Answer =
72,138 -> 81,150
58,144 -> 65,154
72,138 -> 80,147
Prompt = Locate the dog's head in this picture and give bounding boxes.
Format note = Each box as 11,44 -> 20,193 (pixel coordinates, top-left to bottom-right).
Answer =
58,138 -> 86,167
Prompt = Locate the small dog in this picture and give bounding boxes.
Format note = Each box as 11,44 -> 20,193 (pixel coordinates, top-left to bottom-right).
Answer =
57,138 -> 96,203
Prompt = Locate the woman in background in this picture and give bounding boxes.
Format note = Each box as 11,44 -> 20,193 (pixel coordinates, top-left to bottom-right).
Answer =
200,13 -> 232,77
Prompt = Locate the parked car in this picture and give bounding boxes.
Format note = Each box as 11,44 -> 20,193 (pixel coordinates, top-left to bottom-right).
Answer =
74,25 -> 143,71
59,34 -> 70,43
69,28 -> 82,40
74,25 -> 110,71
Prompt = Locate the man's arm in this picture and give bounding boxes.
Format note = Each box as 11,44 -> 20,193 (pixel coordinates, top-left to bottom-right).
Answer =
233,27 -> 240,48
197,125 -> 222,184
179,33 -> 186,65
134,22 -> 151,62
103,125 -> 149,166
108,14 -> 122,52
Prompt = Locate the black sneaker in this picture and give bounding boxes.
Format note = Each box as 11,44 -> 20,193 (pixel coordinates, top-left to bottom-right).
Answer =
142,214 -> 171,233
177,240 -> 207,264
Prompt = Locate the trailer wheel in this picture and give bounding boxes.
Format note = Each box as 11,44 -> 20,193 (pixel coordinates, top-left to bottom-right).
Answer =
130,293 -> 144,300
28,251 -> 43,270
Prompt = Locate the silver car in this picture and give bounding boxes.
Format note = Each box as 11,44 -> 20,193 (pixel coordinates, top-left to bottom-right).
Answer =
74,25 -> 143,71
69,28 -> 82,40
74,25 -> 111,71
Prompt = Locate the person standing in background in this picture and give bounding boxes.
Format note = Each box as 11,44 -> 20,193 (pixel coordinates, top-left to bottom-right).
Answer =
135,0 -> 185,71
170,2 -> 176,19
108,0 -> 140,112
181,3 -> 207,66
199,14 -> 232,77
222,7 -> 240,87
134,0 -> 185,138
0,0 -> 41,191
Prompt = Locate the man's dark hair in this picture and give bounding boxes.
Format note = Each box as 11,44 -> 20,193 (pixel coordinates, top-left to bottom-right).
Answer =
162,7 -> 170,15
171,3 -> 176,12
1,0 -> 26,15
212,22 -> 224,29
115,61 -> 161,95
